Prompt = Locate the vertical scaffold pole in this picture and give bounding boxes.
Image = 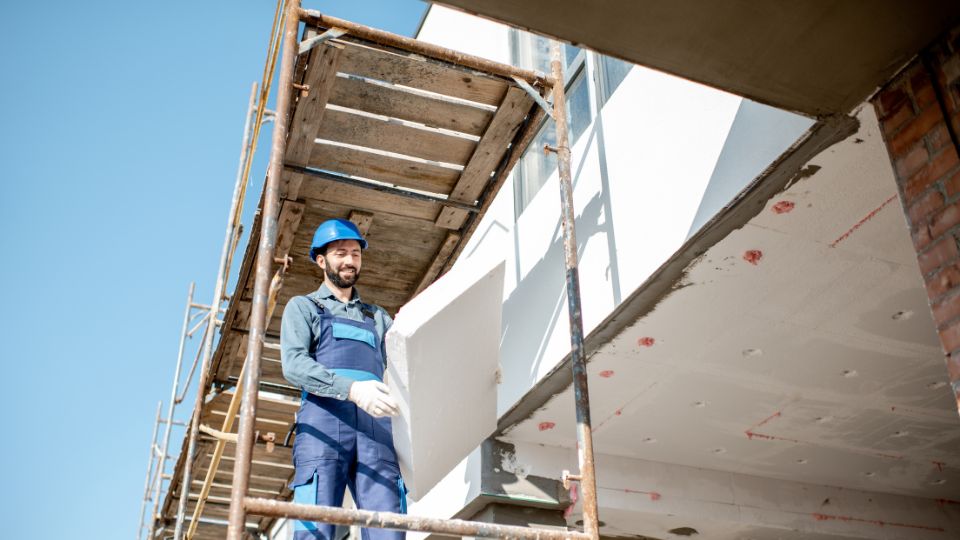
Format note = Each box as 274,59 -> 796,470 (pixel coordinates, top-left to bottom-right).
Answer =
176,80 -> 262,540
147,282 -> 195,539
227,0 -> 300,538
138,401 -> 163,540
550,40 -> 600,540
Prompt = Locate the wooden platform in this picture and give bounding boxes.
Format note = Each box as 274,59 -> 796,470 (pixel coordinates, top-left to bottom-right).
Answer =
156,18 -> 547,539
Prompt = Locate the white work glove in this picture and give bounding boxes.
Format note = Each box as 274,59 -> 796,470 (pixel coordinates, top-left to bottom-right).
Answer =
348,380 -> 399,418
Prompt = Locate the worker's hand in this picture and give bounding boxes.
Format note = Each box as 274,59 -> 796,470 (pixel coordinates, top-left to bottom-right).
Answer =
348,380 -> 399,418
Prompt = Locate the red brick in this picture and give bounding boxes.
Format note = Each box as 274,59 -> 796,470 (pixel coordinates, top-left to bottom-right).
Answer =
947,353 -> 960,381
945,170 -> 960,199
896,144 -> 930,185
906,148 -> 960,197
882,103 -> 915,137
908,189 -> 944,224
927,262 -> 960,300
929,202 -> 960,238
890,105 -> 946,157
939,319 -> 960,353
928,124 -> 952,153
933,293 -> 960,325
919,235 -> 960,275
876,86 -> 909,119
914,223 -> 934,250
915,84 -> 937,111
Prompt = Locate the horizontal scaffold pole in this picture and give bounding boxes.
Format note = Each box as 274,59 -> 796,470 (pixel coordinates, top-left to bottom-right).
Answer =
244,498 -> 590,540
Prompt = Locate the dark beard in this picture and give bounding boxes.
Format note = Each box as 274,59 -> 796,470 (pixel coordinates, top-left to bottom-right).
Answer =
326,263 -> 359,288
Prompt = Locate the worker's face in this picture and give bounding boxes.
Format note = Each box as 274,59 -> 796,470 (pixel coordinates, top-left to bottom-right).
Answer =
317,239 -> 362,288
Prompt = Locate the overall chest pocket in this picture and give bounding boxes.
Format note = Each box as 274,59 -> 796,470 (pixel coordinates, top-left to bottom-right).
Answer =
331,321 -> 378,349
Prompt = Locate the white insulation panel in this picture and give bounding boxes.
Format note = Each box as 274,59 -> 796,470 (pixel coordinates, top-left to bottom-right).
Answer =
385,259 -> 505,500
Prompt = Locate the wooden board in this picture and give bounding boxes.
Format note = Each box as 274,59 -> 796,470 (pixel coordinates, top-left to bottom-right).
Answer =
316,108 -> 477,166
299,175 -> 443,222
436,86 -> 533,229
308,142 -> 461,194
283,42 -> 343,201
329,75 -> 495,136
337,40 -> 509,107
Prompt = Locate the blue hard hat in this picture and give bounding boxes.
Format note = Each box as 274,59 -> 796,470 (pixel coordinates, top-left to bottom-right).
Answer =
309,219 -> 368,261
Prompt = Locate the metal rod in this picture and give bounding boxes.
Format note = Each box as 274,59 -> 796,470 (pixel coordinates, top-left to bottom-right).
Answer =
299,26 -> 346,55
550,40 -> 599,540
176,80 -> 261,540
512,76 -> 555,120
227,0 -> 300,537
282,164 -> 481,212
175,323 -> 208,405
244,498 -> 590,540
298,9 -> 554,88
137,401 -> 163,540
147,283 -> 196,539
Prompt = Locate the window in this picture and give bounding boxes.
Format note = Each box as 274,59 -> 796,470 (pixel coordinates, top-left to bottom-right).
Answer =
510,30 -> 593,216
596,55 -> 632,105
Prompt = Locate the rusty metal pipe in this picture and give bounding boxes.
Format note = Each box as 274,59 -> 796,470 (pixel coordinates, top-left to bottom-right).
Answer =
226,0 -> 300,537
298,9 -> 555,88
245,498 -> 590,540
550,40 -> 599,540
174,80 -> 261,540
137,401 -> 163,540
148,282 -> 195,539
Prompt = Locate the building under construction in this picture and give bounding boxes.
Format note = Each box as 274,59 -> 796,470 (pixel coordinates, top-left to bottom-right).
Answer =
140,1 -> 960,539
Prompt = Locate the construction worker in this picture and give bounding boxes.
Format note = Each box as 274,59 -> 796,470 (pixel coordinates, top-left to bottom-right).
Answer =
281,218 -> 405,540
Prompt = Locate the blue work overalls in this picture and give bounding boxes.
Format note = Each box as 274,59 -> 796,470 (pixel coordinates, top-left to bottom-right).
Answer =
291,298 -> 405,540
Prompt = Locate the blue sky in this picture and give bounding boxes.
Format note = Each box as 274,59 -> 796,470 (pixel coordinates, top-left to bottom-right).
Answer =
0,1 -> 426,537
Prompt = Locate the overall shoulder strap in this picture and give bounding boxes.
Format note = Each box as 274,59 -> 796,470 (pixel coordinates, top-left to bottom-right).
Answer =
304,295 -> 325,315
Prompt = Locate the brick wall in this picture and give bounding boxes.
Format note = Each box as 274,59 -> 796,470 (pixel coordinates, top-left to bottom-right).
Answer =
872,26 -> 960,414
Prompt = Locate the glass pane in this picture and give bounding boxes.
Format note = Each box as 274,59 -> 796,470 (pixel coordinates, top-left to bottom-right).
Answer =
511,30 -> 583,81
517,121 -> 558,212
599,55 -> 632,105
567,74 -> 591,144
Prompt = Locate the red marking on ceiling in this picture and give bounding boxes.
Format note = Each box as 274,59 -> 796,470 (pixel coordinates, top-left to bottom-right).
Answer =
933,460 -> 945,472
614,408 -> 622,416
624,488 -> 661,501
743,250 -> 763,265
538,421 -> 555,431
772,200 -> 795,214
744,410 -> 906,460
599,370 -> 615,378
638,337 -> 655,347
937,498 -> 960,507
830,194 -> 898,248
753,410 -> 782,429
811,512 -> 944,532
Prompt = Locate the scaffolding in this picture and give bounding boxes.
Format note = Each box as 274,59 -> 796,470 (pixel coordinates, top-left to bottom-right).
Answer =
146,1 -> 600,538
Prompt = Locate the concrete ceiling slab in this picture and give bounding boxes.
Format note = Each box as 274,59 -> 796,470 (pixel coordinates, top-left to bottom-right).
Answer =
500,106 -> 960,500
432,0 -> 960,117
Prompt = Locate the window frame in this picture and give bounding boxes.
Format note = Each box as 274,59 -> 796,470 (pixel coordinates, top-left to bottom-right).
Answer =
510,29 -> 593,218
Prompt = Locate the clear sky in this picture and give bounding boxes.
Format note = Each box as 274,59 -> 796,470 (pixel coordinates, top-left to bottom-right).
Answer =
0,1 -> 426,538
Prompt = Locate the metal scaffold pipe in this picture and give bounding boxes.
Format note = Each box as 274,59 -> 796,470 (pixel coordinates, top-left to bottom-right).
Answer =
549,40 -> 600,540
138,401 -> 163,540
146,282 -> 196,539
226,0 -> 300,536
244,498 -> 591,540
176,80 -> 261,540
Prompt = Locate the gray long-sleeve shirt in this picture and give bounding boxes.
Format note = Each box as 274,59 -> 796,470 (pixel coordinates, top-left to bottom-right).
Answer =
280,283 -> 392,400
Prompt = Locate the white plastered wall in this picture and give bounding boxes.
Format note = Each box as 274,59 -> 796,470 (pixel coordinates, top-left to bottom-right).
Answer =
421,6 -> 744,416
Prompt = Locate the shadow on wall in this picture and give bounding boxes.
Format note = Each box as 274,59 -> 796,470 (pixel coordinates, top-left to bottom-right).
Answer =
498,120 -> 614,415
